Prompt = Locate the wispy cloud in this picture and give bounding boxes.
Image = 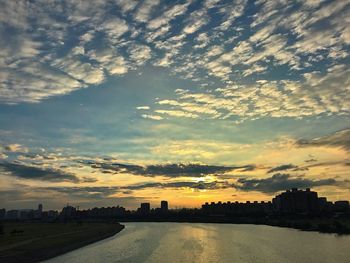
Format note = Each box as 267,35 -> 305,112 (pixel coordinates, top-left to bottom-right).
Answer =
267,164 -> 299,174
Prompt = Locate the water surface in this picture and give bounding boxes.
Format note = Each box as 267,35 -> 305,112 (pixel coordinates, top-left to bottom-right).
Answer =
44,223 -> 350,263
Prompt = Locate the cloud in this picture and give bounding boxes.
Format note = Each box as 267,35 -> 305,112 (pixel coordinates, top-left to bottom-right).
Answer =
46,186 -> 119,199
128,44 -> 152,65
134,0 -> 160,23
83,161 -> 240,178
52,58 -> 105,85
0,0 -> 348,128
88,48 -> 128,76
234,173 -> 338,193
115,0 -> 138,14
182,9 -> 208,35
98,17 -> 129,40
0,162 -> 80,183
141,114 -> 163,120
297,129 -> 350,151
3,144 -> 28,153
137,106 -> 150,110
155,110 -> 200,119
123,180 -> 231,191
267,164 -> 299,173
147,2 -> 190,30
0,60 -> 82,104
217,0 -> 247,31
143,65 -> 350,120
141,163 -> 235,177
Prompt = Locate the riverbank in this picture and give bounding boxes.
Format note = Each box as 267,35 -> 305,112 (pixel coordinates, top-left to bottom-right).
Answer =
0,222 -> 124,263
119,215 -> 350,235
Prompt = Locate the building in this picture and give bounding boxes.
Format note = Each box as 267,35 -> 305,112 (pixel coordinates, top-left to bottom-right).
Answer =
19,209 -> 34,220
161,201 -> 168,213
139,203 -> 150,215
272,188 -> 319,214
34,203 -> 43,219
0,208 -> 5,220
47,210 -> 59,219
6,210 -> 19,220
202,201 -> 272,215
60,205 -> 77,219
334,201 -> 350,212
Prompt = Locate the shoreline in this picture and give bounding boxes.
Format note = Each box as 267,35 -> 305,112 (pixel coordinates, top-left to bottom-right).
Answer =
0,222 -> 125,263
118,217 -> 350,235
39,224 -> 125,263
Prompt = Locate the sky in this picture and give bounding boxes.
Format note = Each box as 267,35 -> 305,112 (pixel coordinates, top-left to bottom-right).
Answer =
0,0 -> 349,211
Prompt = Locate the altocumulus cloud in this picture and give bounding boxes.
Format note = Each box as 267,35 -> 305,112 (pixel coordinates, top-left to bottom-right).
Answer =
0,0 -> 349,124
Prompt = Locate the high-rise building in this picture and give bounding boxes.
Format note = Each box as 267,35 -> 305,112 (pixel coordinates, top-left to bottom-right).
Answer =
60,205 -> 77,219
272,188 -> 319,214
161,200 -> 168,213
140,203 -> 150,214
0,208 -> 6,219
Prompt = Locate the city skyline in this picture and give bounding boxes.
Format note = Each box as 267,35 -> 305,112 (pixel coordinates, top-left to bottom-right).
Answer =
1,187 -> 349,212
1,0 -> 350,210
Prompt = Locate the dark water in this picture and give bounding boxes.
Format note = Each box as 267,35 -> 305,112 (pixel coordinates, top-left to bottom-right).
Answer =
44,222 -> 350,263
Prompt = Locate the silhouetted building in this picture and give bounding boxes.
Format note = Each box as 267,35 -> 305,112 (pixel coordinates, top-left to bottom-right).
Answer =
6,210 -> 19,220
47,210 -> 59,219
139,203 -> 150,215
77,206 -> 127,219
19,209 -> 34,220
318,197 -> 331,213
60,205 -> 77,219
272,188 -> 319,214
202,200 -> 272,216
0,208 -> 5,219
33,204 -> 43,219
161,201 -> 168,213
334,201 -> 349,212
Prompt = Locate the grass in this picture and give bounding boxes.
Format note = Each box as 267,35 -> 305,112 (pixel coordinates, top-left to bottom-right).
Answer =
0,222 -> 124,263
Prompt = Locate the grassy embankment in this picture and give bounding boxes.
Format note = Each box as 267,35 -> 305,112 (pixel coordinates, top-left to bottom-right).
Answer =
0,222 -> 124,263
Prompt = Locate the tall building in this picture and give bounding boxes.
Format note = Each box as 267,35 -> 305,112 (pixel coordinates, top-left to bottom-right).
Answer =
272,188 -> 319,214
60,205 -> 77,219
0,208 -> 5,219
161,200 -> 168,213
140,203 -> 150,215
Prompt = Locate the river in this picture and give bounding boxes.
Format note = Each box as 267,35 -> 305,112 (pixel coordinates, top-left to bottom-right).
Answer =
44,222 -> 350,263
